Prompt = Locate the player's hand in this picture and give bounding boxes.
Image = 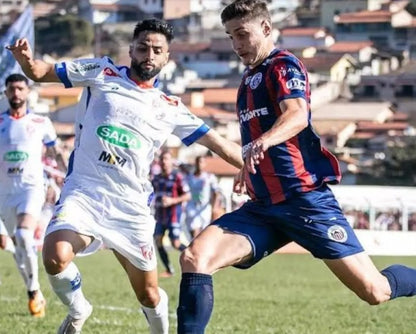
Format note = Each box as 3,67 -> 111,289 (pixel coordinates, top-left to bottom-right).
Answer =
6,38 -> 34,64
245,139 -> 268,174
233,167 -> 247,194
161,196 -> 174,207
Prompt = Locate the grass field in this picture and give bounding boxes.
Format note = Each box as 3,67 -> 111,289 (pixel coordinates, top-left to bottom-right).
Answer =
0,250 -> 415,334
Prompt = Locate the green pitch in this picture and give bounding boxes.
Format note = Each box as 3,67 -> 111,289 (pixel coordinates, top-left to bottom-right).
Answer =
0,250 -> 415,334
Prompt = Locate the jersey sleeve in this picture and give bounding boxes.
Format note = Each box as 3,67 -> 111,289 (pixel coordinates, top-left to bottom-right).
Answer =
271,55 -> 308,103
176,172 -> 190,195
54,57 -> 110,88
172,101 -> 210,146
43,117 -> 58,146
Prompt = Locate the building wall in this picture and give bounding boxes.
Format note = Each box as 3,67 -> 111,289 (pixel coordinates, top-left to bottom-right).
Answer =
320,0 -> 367,31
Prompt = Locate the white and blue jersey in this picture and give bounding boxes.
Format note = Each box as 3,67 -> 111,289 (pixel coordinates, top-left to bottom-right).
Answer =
185,172 -> 218,230
0,111 -> 56,194
47,56 -> 210,270
54,56 -> 209,200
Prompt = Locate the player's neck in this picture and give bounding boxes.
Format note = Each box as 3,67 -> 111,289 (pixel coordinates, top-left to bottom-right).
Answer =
8,106 -> 27,119
248,43 -> 276,69
128,70 -> 155,89
162,168 -> 172,177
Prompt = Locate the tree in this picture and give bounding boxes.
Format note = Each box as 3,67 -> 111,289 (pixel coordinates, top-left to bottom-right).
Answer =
35,14 -> 94,57
376,136 -> 416,185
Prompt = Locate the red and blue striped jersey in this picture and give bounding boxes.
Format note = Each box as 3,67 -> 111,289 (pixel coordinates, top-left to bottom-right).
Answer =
152,170 -> 189,224
238,49 -> 341,204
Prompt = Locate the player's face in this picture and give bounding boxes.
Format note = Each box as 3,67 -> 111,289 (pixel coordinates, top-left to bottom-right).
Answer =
5,80 -> 29,109
129,32 -> 170,81
160,152 -> 173,173
225,17 -> 269,68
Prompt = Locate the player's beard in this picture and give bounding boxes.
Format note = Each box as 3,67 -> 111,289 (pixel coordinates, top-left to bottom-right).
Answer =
8,98 -> 25,109
131,59 -> 162,81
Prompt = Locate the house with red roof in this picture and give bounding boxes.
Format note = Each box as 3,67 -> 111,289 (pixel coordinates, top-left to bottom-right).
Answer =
334,1 -> 416,53
279,26 -> 335,49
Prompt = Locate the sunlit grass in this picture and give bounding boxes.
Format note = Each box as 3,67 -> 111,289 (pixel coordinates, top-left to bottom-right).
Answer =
0,250 -> 415,333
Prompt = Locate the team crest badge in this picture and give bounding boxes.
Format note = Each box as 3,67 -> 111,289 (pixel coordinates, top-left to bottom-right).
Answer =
140,244 -> 154,261
327,225 -> 348,243
250,72 -> 262,89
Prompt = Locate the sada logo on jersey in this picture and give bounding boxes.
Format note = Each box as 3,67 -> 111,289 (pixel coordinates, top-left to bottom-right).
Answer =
3,151 -> 29,162
96,125 -> 141,149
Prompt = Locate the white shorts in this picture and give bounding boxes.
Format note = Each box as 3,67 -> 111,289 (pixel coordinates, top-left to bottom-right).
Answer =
0,187 -> 45,236
45,188 -> 157,271
185,203 -> 212,231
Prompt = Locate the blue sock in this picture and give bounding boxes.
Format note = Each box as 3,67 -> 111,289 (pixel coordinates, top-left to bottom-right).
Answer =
381,264 -> 416,299
177,273 -> 213,334
157,246 -> 172,273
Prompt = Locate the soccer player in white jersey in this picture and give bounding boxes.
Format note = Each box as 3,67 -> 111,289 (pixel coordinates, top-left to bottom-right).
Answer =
0,73 -> 59,317
7,18 -> 243,334
185,156 -> 220,238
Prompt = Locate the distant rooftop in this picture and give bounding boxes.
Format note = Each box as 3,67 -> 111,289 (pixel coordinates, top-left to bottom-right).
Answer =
335,10 -> 391,24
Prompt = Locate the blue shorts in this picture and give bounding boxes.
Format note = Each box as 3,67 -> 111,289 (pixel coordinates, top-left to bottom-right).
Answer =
154,220 -> 182,241
212,185 -> 364,269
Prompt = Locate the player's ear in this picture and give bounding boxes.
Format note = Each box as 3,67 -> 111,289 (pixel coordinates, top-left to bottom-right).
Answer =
128,44 -> 133,57
262,20 -> 271,37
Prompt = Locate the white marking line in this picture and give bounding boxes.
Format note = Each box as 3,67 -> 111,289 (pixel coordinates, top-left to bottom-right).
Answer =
95,304 -> 136,313
0,296 -> 19,302
95,304 -> 177,319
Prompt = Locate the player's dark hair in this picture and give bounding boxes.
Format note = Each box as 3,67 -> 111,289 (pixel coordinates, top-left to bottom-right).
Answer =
5,73 -> 28,86
221,0 -> 271,25
133,18 -> 174,43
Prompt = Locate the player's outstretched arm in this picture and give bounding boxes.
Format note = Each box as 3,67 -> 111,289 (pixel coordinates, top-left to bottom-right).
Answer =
196,129 -> 243,169
6,38 -> 59,82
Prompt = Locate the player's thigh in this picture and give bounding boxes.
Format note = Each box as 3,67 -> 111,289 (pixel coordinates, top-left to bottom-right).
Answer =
323,252 -> 390,298
182,224 -> 253,273
113,250 -> 159,305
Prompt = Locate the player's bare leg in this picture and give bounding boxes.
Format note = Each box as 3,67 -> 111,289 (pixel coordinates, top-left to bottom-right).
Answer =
43,230 -> 93,333
325,252 -> 416,304
113,250 -> 169,334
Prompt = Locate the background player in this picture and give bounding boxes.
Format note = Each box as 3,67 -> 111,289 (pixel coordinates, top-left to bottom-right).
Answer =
0,73 -> 60,317
185,155 -> 220,239
152,149 -> 190,277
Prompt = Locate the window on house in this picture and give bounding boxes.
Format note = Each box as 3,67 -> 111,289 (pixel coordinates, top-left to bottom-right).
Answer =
363,85 -> 375,96
396,85 -> 414,97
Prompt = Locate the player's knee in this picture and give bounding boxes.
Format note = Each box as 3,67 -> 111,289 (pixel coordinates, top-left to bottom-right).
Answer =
42,249 -> 72,275
138,286 -> 159,308
179,246 -> 209,273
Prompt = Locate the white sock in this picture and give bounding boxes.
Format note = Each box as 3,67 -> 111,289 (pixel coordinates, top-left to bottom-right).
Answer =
15,228 -> 39,291
13,248 -> 30,287
48,262 -> 90,318
141,287 -> 169,334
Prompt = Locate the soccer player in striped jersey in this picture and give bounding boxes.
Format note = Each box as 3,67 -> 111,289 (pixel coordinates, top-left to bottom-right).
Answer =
152,149 -> 191,278
7,18 -> 243,334
177,1 -> 416,333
